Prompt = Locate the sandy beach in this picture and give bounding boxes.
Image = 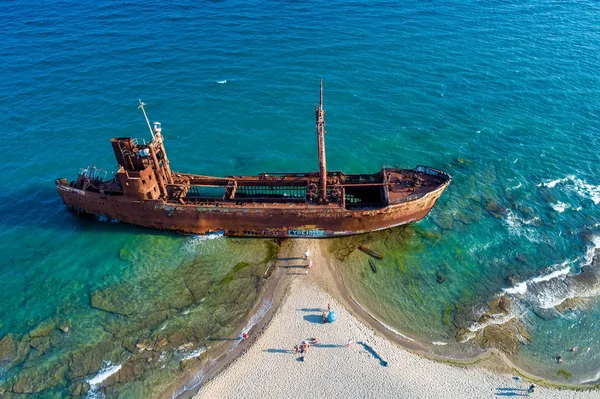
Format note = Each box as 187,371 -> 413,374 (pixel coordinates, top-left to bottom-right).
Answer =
193,240 -> 598,399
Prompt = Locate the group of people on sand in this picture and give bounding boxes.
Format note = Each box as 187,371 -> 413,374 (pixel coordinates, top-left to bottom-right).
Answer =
294,337 -> 318,361
303,250 -> 313,274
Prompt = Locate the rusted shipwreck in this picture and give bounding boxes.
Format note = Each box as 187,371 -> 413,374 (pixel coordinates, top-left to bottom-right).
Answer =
56,81 -> 451,238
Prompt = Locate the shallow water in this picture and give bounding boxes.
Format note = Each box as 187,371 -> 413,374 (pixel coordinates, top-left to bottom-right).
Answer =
1,0 -> 600,396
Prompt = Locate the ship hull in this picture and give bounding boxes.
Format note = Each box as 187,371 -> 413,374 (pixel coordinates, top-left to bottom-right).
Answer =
56,181 -> 449,238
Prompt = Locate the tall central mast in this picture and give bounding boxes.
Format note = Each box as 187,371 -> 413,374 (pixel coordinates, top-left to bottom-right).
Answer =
316,79 -> 327,203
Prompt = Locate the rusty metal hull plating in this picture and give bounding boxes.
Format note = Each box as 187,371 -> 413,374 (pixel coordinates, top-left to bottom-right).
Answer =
56,180 -> 449,238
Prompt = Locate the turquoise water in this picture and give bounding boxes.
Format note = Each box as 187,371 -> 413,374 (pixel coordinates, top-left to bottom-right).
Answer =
2,0 -> 600,396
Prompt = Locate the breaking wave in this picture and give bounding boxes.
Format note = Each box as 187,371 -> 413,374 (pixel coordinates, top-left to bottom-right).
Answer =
181,346 -> 207,361
463,237 -> 600,342
183,232 -> 225,253
87,361 -> 122,386
215,79 -> 227,84
503,210 -> 541,242
539,175 -> 600,204
241,298 -> 272,337
551,201 -> 582,213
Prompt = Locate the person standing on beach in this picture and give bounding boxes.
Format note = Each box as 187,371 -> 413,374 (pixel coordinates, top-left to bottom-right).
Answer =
303,250 -> 310,260
527,384 -> 535,394
242,332 -> 248,341
346,339 -> 352,348
307,261 -> 313,270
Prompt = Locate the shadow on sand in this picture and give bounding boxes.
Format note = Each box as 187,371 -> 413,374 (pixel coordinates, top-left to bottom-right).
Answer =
303,314 -> 324,324
495,387 -> 529,397
358,341 -> 388,367
263,348 -> 293,354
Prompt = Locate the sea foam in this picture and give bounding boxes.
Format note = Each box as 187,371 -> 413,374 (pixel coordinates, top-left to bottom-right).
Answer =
87,362 -> 122,386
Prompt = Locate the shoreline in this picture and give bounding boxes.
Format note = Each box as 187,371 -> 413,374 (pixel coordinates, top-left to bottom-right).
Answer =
179,238 -> 598,398
317,238 -> 600,391
169,239 -> 299,399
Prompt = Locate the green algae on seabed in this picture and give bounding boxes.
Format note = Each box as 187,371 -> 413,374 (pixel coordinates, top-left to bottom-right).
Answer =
556,369 -> 573,380
0,238 -> 280,399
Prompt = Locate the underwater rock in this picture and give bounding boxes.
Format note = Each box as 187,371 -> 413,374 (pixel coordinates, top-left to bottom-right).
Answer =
135,338 -> 155,352
102,357 -> 146,386
10,359 -> 68,393
177,342 -> 194,351
473,319 -> 531,355
69,341 -> 121,378
452,212 -> 471,225
68,380 -> 90,396
485,200 -> 507,218
29,335 -> 51,354
180,350 -> 207,372
506,274 -> 519,287
433,212 -> 453,230
554,297 -> 589,313
539,187 -> 557,204
119,247 -> 133,261
564,264 -> 600,295
91,289 -> 138,316
457,295 -> 529,356
436,272 -> 446,284
29,321 -> 56,338
58,320 -> 71,333
0,334 -> 18,361
515,253 -> 528,264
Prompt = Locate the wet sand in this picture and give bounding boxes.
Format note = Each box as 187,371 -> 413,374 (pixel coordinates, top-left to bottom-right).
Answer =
192,239 -> 598,399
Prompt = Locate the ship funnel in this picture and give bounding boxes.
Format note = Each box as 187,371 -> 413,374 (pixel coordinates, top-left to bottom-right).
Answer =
153,122 -> 162,135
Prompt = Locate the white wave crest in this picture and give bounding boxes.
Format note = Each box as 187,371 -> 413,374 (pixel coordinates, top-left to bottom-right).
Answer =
503,282 -> 527,295
573,178 -> 600,205
181,346 -> 207,361
216,79 -> 227,84
183,232 -> 224,253
242,298 -> 272,334
551,201 -> 568,213
503,264 -> 571,297
537,176 -> 575,188
503,210 -> 540,242
532,266 -> 571,284
538,175 -> 600,204
468,313 -> 516,333
579,368 -> 600,384
87,362 -> 122,386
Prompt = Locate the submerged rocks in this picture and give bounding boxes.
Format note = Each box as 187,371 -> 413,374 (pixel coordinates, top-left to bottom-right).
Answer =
10,358 -> 68,393
29,321 -> 56,338
0,334 -> 18,361
472,319 -> 531,355
69,340 -> 122,378
456,295 -> 530,356
58,320 -> 71,333
68,380 -> 90,396
486,200 -> 507,218
0,334 -> 30,367
91,289 -> 138,316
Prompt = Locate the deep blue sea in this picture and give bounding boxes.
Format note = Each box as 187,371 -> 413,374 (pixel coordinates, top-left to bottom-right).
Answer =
2,0 -> 600,397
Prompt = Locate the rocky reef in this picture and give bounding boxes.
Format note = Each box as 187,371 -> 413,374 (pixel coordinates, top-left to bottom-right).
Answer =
456,295 -> 531,356
0,239 -> 280,398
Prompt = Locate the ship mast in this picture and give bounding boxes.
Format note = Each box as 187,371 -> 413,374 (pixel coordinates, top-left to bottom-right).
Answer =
316,79 -> 327,203
138,99 -> 155,139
